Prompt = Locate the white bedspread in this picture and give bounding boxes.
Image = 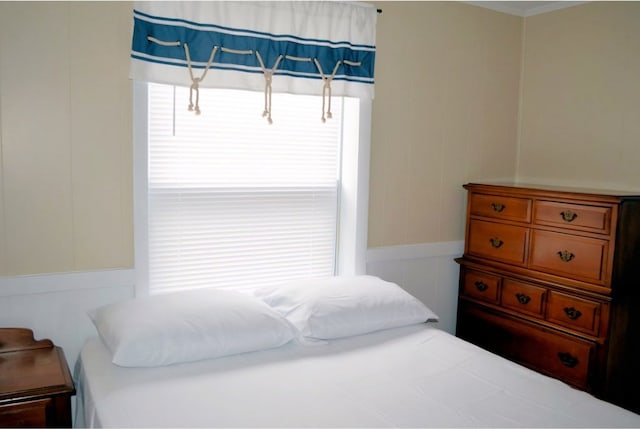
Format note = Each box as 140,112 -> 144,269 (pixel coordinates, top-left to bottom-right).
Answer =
75,324 -> 640,428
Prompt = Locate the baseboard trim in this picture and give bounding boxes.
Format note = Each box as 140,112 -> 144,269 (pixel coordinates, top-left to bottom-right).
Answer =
0,243 -> 464,296
366,241 -> 464,263
0,269 -> 136,297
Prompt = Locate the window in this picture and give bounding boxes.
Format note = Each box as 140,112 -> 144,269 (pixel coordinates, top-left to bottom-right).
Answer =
134,82 -> 370,295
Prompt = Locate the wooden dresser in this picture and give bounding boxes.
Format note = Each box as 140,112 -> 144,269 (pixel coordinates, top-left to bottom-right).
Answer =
0,328 -> 75,427
455,182 -> 640,414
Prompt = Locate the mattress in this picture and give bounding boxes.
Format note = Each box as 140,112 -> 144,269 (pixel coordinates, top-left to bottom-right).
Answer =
74,323 -> 640,428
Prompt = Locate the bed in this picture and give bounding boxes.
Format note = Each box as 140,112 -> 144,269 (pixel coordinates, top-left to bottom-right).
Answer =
74,276 -> 640,428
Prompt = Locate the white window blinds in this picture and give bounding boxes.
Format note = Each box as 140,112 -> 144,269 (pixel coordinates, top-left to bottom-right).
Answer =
147,83 -> 344,294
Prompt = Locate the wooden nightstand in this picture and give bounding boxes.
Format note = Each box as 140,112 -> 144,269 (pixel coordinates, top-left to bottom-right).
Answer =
0,328 -> 75,427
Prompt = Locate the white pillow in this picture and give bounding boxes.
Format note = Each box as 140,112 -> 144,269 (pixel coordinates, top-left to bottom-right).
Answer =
89,288 -> 298,367
252,275 -> 438,340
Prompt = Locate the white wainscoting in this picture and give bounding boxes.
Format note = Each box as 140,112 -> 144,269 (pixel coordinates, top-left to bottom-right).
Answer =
0,242 -> 463,371
366,241 -> 464,335
0,269 -> 135,369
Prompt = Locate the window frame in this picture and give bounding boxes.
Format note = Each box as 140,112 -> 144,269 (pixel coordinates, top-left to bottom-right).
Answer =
133,81 -> 371,296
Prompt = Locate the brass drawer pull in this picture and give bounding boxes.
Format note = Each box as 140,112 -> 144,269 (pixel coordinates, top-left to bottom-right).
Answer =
557,352 -> 579,368
563,307 -> 582,320
474,281 -> 489,292
489,238 -> 504,248
557,250 -> 575,262
491,203 -> 505,213
560,210 -> 578,222
515,293 -> 531,305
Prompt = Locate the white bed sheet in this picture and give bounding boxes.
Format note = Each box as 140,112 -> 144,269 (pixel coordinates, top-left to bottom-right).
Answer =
75,324 -> 640,428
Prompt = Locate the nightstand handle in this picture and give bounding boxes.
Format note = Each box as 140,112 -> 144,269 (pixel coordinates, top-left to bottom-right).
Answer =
491,203 -> 505,213
558,352 -> 579,368
563,307 -> 582,320
489,237 -> 504,248
560,210 -> 578,222
474,281 -> 489,292
515,293 -> 531,305
557,250 -> 575,262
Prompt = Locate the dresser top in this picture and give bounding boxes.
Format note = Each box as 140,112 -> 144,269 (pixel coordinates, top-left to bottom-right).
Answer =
465,182 -> 640,200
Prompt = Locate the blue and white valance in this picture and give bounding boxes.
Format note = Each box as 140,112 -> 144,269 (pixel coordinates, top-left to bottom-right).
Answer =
130,1 -> 377,122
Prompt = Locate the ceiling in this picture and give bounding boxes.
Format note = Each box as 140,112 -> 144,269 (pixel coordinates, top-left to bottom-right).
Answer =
464,1 -> 587,17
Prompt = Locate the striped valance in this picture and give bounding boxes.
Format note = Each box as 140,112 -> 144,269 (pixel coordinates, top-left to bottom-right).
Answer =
130,1 -> 377,122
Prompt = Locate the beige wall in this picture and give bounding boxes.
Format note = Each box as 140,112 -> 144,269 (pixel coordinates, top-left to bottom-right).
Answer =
368,1 -> 522,247
0,2 -> 133,275
1,1 -> 638,276
518,1 -> 640,190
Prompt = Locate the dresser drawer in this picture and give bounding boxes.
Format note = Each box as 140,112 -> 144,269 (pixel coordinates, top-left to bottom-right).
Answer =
468,220 -> 528,265
534,200 -> 611,234
504,318 -> 593,390
0,399 -> 50,427
501,279 -> 546,318
529,230 -> 608,283
546,291 -> 602,336
461,269 -> 501,303
459,305 -> 594,389
470,193 -> 532,223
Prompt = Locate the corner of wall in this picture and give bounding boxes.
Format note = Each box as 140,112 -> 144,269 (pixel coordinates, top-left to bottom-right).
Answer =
514,16 -> 527,183
0,92 -> 5,275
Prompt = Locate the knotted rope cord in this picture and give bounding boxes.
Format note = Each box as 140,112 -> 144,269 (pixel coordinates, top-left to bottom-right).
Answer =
183,43 -> 219,115
255,52 -> 284,124
148,36 -> 365,123
313,59 -> 343,122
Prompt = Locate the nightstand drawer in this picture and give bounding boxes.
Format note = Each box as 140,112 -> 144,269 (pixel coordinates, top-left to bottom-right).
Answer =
501,279 -> 546,318
468,220 -> 528,265
534,200 -> 611,234
0,399 -> 49,428
546,291 -> 602,336
461,269 -> 501,303
529,230 -> 608,283
470,193 -> 532,222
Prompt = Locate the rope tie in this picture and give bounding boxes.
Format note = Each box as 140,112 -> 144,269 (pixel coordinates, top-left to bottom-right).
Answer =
147,35 -> 366,122
147,36 -> 181,47
256,52 -> 284,124
285,55 -> 313,62
184,43 -> 218,115
313,59 -> 342,122
221,47 -> 253,56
